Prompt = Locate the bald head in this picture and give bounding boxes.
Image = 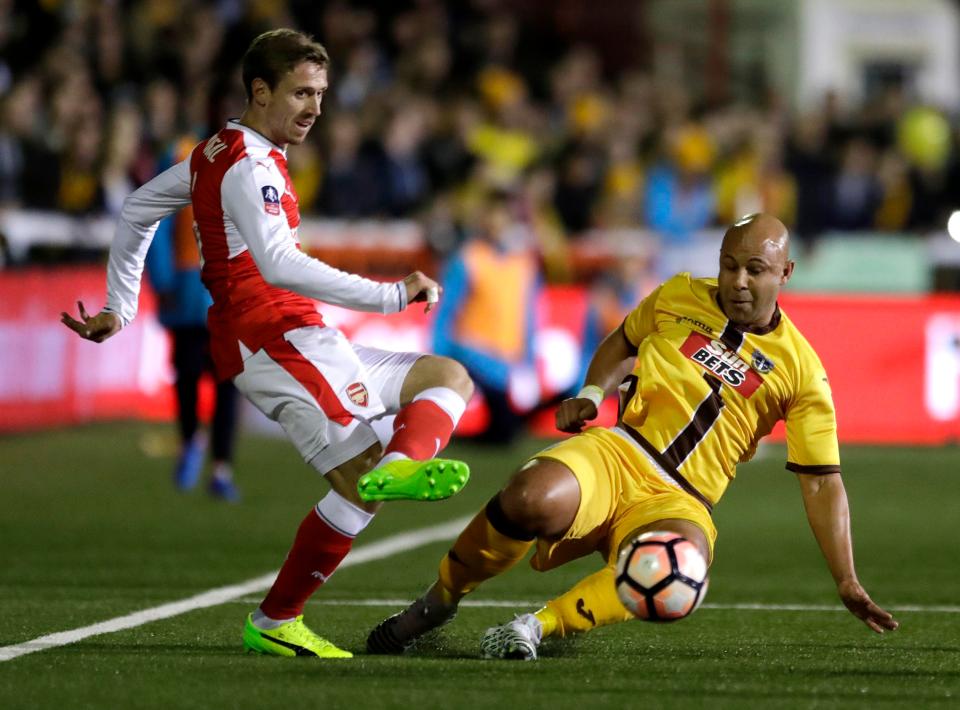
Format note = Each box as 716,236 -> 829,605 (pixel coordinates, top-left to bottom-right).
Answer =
721,213 -> 790,262
716,213 -> 794,330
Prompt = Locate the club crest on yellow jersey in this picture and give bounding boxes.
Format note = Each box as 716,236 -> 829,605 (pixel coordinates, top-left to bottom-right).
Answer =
751,349 -> 775,374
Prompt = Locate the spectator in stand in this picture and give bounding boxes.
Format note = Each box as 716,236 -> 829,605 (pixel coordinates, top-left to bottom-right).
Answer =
57,116 -> 105,215
0,77 -> 43,207
318,112 -> 385,217
101,102 -> 145,217
714,124 -> 796,229
644,124 -> 716,245
785,112 -> 834,243
336,41 -> 390,111
831,138 -> 882,231
466,67 -> 539,188
422,98 -> 479,194
381,103 -> 432,217
519,165 -> 572,284
874,151 -> 913,232
553,141 -> 606,235
594,129 -> 645,230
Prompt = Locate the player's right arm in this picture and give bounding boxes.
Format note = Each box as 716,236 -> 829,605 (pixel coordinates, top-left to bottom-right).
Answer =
555,323 -> 639,433
61,159 -> 192,342
222,159 -> 433,314
556,283 -> 664,433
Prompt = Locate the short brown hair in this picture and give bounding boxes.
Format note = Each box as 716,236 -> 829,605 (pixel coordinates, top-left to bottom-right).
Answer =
241,29 -> 329,101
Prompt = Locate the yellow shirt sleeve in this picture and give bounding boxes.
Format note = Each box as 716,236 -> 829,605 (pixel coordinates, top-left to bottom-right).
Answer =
623,282 -> 666,347
785,365 -> 841,474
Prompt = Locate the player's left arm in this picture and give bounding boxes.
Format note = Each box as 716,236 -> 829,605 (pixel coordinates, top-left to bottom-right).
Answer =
796,472 -> 899,633
786,352 -> 898,633
223,159 -> 410,314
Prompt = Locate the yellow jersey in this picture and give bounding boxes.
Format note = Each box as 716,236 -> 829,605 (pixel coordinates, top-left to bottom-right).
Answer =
620,273 -> 840,510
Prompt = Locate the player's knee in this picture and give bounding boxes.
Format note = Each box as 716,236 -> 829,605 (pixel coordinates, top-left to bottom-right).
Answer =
434,356 -> 474,401
403,355 -> 474,404
499,462 -> 579,538
497,485 -> 545,537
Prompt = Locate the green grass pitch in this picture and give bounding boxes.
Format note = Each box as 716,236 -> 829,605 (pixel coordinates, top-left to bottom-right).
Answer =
1,423 -> 958,709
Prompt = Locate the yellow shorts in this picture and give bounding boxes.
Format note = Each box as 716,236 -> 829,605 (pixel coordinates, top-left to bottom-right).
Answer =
529,427 -> 717,571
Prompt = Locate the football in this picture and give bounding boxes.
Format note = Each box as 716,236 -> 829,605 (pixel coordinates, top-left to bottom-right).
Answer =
615,531 -> 709,622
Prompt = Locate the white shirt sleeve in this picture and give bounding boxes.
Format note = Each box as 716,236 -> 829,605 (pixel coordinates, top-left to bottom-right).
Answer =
220,158 -> 406,314
104,159 -> 193,326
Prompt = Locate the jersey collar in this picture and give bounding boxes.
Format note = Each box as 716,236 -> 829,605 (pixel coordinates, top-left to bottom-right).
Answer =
227,119 -> 287,155
714,293 -> 782,335
742,305 -> 781,335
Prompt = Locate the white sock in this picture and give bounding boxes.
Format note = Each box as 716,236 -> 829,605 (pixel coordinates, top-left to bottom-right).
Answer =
315,489 -> 376,538
251,608 -> 294,630
413,386 -> 467,424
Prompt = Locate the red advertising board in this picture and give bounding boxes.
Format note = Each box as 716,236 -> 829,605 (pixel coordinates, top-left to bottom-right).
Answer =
0,267 -> 173,430
2,266 -> 959,444
776,292 -> 960,444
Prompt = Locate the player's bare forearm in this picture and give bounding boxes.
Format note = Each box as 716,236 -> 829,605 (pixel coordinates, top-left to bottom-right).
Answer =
582,323 -> 638,395
556,324 -> 637,433
797,473 -> 856,584
797,473 -> 899,633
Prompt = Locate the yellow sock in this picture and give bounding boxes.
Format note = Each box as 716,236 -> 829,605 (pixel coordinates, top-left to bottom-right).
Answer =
541,564 -> 633,638
534,606 -> 560,637
438,498 -> 534,599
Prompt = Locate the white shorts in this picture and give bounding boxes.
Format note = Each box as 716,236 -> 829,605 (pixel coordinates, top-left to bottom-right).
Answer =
233,326 -> 421,474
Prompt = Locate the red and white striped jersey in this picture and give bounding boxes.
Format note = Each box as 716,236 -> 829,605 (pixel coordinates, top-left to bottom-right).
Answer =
104,120 -> 406,379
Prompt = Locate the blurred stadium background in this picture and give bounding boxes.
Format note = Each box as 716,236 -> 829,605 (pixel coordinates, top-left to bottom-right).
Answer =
2,2 -> 960,706
2,0 -> 960,443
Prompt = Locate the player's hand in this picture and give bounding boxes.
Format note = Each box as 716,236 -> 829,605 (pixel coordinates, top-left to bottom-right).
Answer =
837,579 -> 899,633
555,397 -> 599,434
60,301 -> 122,343
403,271 -> 441,313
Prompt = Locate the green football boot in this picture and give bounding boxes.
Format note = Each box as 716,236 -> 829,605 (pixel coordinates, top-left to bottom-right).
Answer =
357,458 -> 470,502
242,614 -> 352,658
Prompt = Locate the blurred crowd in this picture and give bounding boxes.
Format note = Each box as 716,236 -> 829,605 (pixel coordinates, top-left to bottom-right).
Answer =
2,0 -> 959,276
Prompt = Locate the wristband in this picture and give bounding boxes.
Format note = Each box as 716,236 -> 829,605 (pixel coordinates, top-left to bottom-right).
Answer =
576,385 -> 604,408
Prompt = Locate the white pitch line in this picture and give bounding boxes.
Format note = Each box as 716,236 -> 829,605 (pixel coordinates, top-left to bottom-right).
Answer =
705,602 -> 960,613
0,515 -> 471,663
230,597 -> 960,614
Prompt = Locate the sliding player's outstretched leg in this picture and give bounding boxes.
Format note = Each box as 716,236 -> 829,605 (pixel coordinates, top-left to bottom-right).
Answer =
366,494 -> 536,653
367,458 -> 578,653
